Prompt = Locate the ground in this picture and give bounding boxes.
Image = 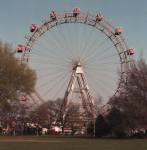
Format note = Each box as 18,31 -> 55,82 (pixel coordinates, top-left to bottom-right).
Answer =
0,135 -> 147,150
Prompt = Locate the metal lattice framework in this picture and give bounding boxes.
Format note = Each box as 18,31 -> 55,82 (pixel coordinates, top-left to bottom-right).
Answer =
21,9 -> 133,119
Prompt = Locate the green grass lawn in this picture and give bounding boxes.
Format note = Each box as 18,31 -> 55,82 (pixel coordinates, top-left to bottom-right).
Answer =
0,135 -> 147,150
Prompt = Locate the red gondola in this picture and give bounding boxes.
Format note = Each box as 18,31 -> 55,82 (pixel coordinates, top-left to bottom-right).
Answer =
30,24 -> 36,32
96,13 -> 103,21
127,48 -> 135,55
127,95 -> 133,101
50,11 -> 56,19
127,97 -> 131,101
115,27 -> 122,35
21,95 -> 27,101
73,7 -> 80,17
17,45 -> 23,53
131,73 -> 139,78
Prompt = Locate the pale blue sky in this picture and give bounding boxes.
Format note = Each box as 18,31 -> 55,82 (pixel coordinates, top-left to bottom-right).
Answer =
0,0 -> 147,59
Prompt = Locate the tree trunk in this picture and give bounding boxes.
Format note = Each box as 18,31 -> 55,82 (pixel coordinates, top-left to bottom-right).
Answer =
37,127 -> 38,136
13,125 -> 15,136
62,127 -> 64,135
21,125 -> 23,136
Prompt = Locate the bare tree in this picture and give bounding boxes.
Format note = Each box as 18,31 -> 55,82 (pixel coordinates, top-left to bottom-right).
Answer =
55,98 -> 79,134
109,53 -> 147,135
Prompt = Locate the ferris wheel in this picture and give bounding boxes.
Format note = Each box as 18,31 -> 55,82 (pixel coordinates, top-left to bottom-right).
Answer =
19,8 -> 135,118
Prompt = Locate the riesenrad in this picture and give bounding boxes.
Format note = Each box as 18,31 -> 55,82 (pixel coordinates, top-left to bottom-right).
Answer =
19,8 -> 135,118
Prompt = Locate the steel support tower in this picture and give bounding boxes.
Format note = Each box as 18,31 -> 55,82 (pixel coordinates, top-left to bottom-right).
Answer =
61,59 -> 98,120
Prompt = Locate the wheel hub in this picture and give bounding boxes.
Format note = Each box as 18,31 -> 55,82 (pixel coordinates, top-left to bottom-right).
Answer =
71,59 -> 82,70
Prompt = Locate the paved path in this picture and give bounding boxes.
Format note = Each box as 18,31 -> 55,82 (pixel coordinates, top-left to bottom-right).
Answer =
0,139 -> 67,142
